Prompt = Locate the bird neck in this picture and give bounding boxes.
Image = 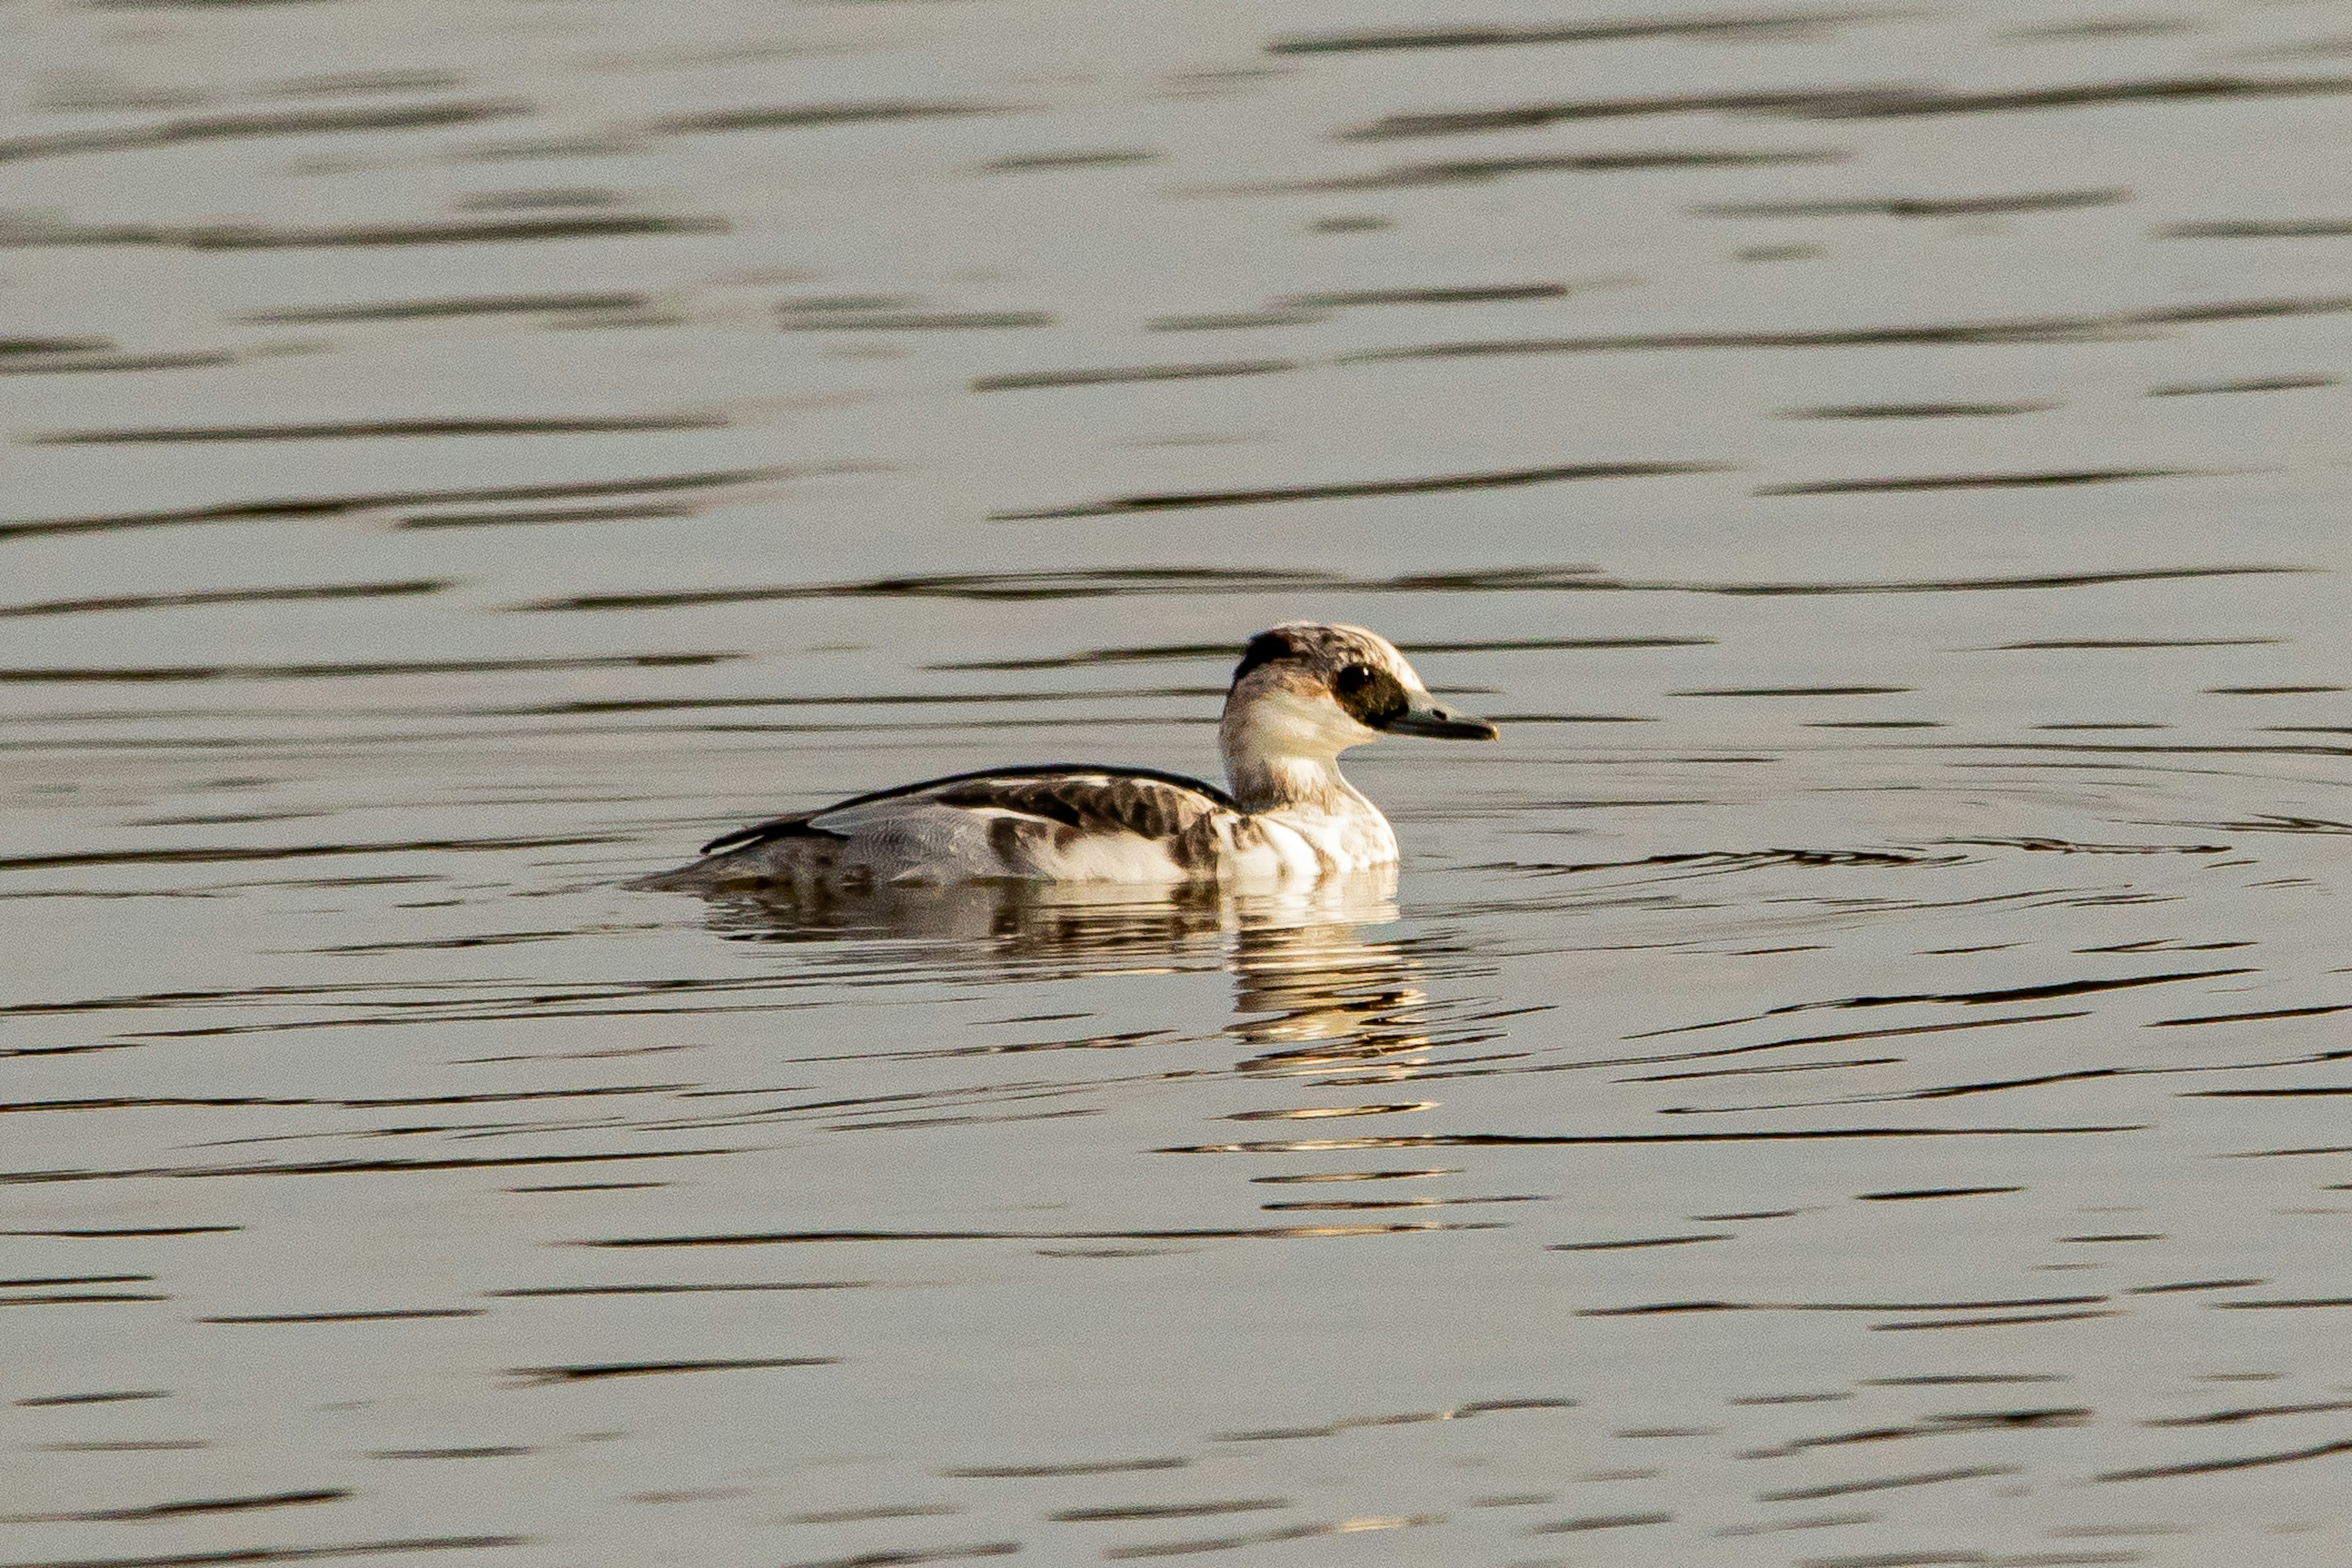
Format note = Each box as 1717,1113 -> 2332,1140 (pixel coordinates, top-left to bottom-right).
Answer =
1226,753 -> 1364,815
1219,687 -> 1382,815
1219,720 -> 1371,815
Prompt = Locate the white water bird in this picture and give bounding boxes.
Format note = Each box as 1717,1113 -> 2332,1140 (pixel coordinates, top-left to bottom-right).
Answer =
639,621 -> 1498,889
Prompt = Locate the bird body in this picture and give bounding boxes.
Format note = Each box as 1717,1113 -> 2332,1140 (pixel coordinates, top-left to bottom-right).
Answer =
639,622 -> 1495,891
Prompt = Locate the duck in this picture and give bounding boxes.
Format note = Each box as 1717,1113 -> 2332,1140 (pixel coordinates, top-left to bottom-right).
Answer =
636,621 -> 1498,889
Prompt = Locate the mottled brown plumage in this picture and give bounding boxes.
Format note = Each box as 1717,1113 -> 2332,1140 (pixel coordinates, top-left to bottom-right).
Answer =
638,622 -> 1496,889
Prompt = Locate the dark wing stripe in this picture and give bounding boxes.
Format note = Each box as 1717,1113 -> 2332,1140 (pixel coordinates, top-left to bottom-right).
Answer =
826,763 -> 1238,815
935,775 -> 1223,843
699,764 -> 1235,856
699,812 -> 848,856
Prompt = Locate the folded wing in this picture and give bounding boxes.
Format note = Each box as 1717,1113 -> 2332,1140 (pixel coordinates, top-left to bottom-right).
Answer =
695,764 -> 1238,883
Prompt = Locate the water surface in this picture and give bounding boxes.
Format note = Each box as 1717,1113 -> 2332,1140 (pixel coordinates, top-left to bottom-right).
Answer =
6,1 -> 2352,1564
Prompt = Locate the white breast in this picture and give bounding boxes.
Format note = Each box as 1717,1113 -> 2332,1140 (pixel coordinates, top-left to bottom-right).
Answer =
1220,802 -> 1400,879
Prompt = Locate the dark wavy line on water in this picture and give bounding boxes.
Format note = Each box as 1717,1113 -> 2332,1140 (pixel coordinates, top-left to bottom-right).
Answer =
2150,373 -> 2337,396
2154,1003 -> 2352,1029
2,980 -> 451,1020
0,717 -> 1217,756
1251,149 -> 1843,192
2143,1396 -> 2352,1425
474,686 -> 1226,717
0,652 -> 729,685
1528,1512 -> 1676,1535
1594,1014 -> 2089,1076
1695,187 -> 2128,219
1639,968 -> 2254,1038
1148,309 -> 1324,331
254,69 -> 467,96
0,580 -> 447,619
1270,8 -> 1893,53
2160,219 -> 2352,238
1344,72 -> 2352,137
993,461 -> 1725,519
0,1148 -> 737,1185
1781,401 -> 2059,418
582,1221 -> 1498,1246
0,350 -> 241,375
778,292 -> 921,314
1270,1194 -> 1548,1212
508,1357 -> 835,1385
1209,1400 -> 1570,1446
1159,1125 -> 2143,1153
1672,685 -> 1908,697
1583,1295 -> 2103,1317
29,413 -> 725,444
1282,283 -> 1571,308
1980,638 -> 2280,650
2180,814 -> 2352,835
1509,845 -> 1967,878
0,833 -> 620,874
972,360 -> 1295,391
0,99 -> 527,163
516,562 -> 2299,611
2222,686 -> 2348,696
486,1282 -> 871,1297
1746,1406 -> 2092,1455
650,100 -> 1014,134
399,503 -> 695,530
2098,1437 -> 2352,1482
2,335 -> 113,356
781,311 -> 1055,332
788,1543 -> 1020,1566
1,1227 -> 236,1240
0,214 -> 728,249
245,292 -> 653,323
2127,1280 -> 2264,1298
529,567 -> 1338,609
1758,1463 -> 2018,1502
1943,740 -> 2352,760
1336,293 -> 2352,361
1946,837 -> 2233,855
1099,1512 -> 1444,1555
202,1310 -> 479,1324
1755,467 -> 2201,495
1052,1500 -> 1281,1522
2,1083 -> 685,1113
0,464 -> 809,542
1,1542 -> 530,1568
950,1458 -> 1189,1478
981,148 -> 1159,172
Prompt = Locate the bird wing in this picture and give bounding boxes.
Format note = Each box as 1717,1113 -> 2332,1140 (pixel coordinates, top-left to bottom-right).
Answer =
701,764 -> 1236,855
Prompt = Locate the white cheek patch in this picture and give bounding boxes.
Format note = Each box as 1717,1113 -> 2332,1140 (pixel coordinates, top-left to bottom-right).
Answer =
1237,688 -> 1381,759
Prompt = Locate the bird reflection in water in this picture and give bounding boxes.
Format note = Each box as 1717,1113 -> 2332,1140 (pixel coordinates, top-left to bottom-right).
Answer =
683,869 -> 1427,1060
1223,871 -> 1436,1080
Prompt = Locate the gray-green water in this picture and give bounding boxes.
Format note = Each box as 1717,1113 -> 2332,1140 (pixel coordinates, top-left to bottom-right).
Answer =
6,2 -> 2352,1564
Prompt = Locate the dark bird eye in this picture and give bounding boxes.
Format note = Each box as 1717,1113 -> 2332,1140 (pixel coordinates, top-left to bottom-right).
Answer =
1330,662 -> 1408,727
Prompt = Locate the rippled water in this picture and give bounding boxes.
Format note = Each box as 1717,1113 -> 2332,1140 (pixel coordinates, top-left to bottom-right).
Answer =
7,2 -> 2352,1564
